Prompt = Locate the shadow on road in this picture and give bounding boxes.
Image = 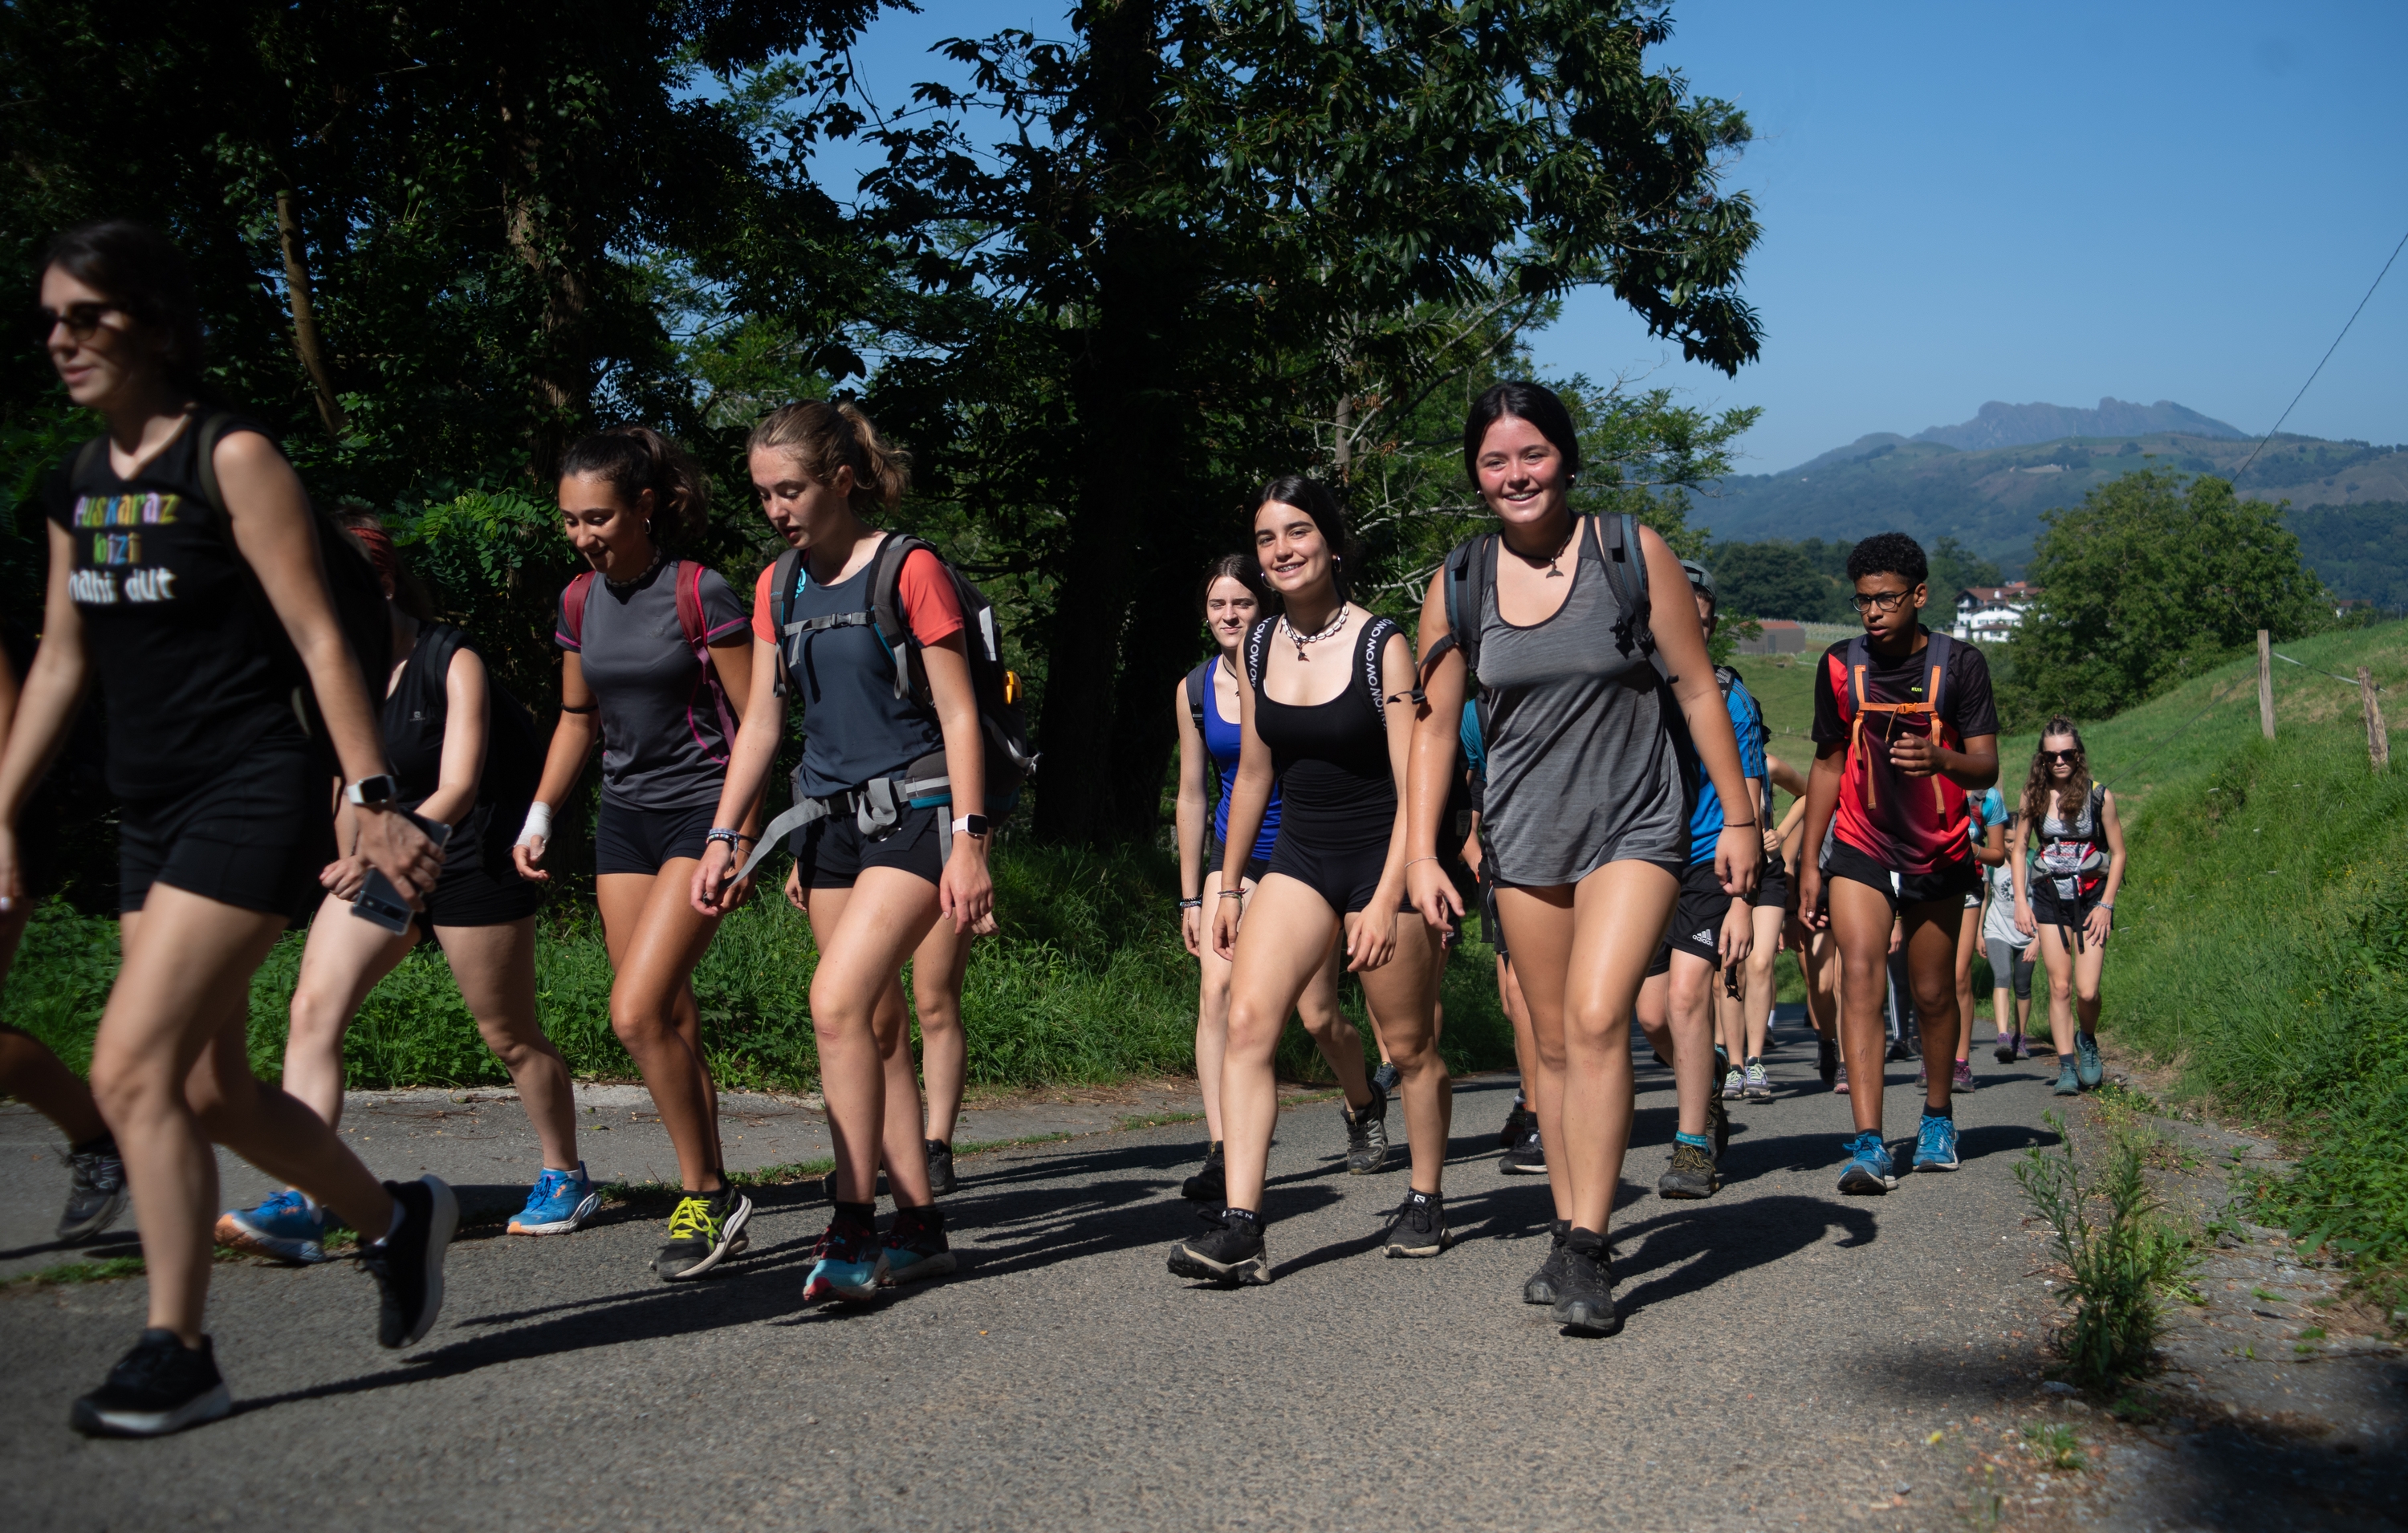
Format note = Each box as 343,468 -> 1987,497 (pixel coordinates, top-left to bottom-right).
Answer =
1609,1195 -> 1878,1320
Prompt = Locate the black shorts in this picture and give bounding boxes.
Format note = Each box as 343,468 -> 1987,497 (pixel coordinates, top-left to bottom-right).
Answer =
120,746 -> 334,922
1204,832 -> 1271,886
2030,872 -> 2108,933
417,840 -> 542,929
1266,831 -> 1393,917
595,799 -> 716,876
1477,869 -> 1507,962
1751,860 -> 1788,910
794,802 -> 945,889
1648,859 -> 1736,976
1822,839 -> 1982,913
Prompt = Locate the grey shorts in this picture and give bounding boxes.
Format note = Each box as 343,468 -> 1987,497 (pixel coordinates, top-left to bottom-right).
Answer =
1985,935 -> 2034,1000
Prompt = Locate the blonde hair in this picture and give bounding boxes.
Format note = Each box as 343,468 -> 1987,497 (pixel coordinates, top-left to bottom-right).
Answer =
746,400 -> 909,518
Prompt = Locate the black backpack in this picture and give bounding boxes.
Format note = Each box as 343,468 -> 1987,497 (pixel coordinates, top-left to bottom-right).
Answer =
766,533 -> 1039,815
75,413 -> 391,762
417,625 -> 543,799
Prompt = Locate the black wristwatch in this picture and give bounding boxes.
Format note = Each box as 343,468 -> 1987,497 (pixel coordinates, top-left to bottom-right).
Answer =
344,775 -> 399,807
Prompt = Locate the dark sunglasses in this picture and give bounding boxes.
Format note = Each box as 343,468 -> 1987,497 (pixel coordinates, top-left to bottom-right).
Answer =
1849,588 -> 1914,612
2040,748 -> 2081,763
37,301 -> 120,340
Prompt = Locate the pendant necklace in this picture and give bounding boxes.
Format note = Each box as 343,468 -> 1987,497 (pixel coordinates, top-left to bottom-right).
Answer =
1539,518 -> 1576,577
1279,604 -> 1349,661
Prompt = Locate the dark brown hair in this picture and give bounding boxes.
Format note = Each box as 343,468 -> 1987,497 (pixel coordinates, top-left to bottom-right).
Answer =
746,399 -> 909,519
1196,553 -> 1276,620
559,426 -> 708,549
2020,714 -> 2095,827
328,503 -> 435,622
1251,475 -> 1357,600
1462,380 -> 1581,486
37,220 -> 208,394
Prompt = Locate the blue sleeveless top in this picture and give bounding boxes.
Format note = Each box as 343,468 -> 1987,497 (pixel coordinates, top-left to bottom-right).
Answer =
1201,663 -> 1281,860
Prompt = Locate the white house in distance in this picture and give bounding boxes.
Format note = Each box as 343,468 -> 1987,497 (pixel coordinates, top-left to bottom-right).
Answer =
1954,582 -> 2041,642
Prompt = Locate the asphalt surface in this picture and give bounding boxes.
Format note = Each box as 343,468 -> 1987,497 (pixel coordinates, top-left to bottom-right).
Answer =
4,1024 -> 2103,1532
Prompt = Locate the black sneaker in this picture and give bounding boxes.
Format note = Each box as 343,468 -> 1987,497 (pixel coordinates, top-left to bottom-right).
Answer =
924,1140 -> 958,1197
69,1330 -> 231,1437
1499,1124 -> 1546,1174
1180,1141 -> 1227,1202
653,1185 -> 751,1283
1370,1060 -> 1401,1096
1886,1035 -> 1915,1063
59,1136 -> 128,1243
358,1176 -> 458,1348
1658,1141 -> 1721,1199
1167,1207 -> 1271,1285
1817,1035 -> 1840,1087
1706,1083 -> 1730,1161
881,1206 -> 957,1287
1342,1085 -> 1390,1175
1381,1189 -> 1451,1258
1523,1220 -> 1571,1305
1496,1100 -> 1535,1150
1551,1228 -> 1621,1336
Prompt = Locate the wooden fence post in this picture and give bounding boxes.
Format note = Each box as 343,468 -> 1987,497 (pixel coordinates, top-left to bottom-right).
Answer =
2360,666 -> 2390,773
2258,630 -> 2276,739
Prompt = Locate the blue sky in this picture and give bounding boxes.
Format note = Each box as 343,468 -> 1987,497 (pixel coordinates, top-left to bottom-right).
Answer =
831,2 -> 2408,474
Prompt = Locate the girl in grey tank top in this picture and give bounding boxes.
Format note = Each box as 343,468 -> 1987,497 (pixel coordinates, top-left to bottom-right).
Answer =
1477,519 -> 1689,886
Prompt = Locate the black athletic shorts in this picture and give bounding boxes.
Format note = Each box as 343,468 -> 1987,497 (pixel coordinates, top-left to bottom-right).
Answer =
119,744 -> 334,923
1750,858 -> 1788,910
794,801 -> 945,889
595,799 -> 716,876
2030,871 -> 2108,934
1647,858 -> 1737,977
1204,832 -> 1271,887
417,840 -> 542,929
1267,830 -> 1396,917
1822,838 -> 1981,913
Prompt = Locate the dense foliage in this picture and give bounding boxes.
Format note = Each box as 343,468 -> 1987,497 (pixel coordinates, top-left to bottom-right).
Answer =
1703,533 -> 1998,621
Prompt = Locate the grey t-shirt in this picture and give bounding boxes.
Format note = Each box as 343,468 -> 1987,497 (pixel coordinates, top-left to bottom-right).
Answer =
1475,524 -> 1690,887
557,558 -> 750,811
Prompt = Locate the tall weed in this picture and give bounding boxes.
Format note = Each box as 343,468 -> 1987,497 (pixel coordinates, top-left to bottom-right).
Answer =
2016,1113 -> 2197,1391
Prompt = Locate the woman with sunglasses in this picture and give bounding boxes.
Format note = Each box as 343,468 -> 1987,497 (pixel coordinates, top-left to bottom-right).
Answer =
2009,719 -> 2125,1096
0,222 -> 449,1437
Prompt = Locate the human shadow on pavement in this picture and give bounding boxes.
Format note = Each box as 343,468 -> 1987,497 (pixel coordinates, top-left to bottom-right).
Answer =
1608,1195 -> 1878,1322
0,1232 -> 143,1263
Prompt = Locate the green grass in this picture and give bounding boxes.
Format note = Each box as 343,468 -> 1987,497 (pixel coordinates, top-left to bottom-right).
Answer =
1,840 -> 1515,1096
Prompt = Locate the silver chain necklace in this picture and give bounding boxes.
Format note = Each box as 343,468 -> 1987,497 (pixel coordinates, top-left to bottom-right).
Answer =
1278,604 -> 1350,661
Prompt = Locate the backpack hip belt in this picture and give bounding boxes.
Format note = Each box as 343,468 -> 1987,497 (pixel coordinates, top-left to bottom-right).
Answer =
734,750 -> 957,883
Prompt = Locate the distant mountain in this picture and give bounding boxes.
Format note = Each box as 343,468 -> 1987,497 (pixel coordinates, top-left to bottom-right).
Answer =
1909,397 -> 2245,453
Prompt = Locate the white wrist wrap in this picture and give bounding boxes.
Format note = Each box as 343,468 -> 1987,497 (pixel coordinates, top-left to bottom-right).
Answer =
516,802 -> 553,848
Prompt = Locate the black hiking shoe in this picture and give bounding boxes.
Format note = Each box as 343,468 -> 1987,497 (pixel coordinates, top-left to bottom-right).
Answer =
1181,1141 -> 1227,1202
1658,1141 -> 1721,1200
59,1135 -> 128,1243
653,1185 -> 751,1283
1552,1229 -> 1621,1336
924,1141 -> 957,1196
360,1175 -> 458,1348
1499,1125 -> 1546,1175
1496,1100 -> 1535,1150
1524,1220 -> 1571,1305
881,1206 -> 957,1287
1342,1086 -> 1390,1175
1817,1035 -> 1840,1087
70,1331 -> 230,1438
1381,1189 -> 1451,1258
1168,1207 -> 1270,1286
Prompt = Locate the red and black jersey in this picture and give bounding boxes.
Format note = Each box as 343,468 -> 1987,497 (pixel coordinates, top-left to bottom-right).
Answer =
1811,628 -> 1998,874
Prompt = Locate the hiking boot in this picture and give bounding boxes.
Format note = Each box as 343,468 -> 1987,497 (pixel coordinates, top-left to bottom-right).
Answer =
1342,1087 -> 1389,1175
59,1137 -> 127,1244
1370,1061 -> 1401,1097
1993,1030 -> 2019,1065
924,1141 -> 958,1197
653,1186 -> 751,1282
1743,1058 -> 1771,1100
1524,1220 -> 1571,1305
1181,1141 -> 1227,1202
2074,1031 -> 2105,1089
2053,1058 -> 2080,1096
1168,1208 -> 1270,1286
1707,1082 -> 1730,1160
1911,1114 -> 1960,1173
1381,1189 -> 1451,1258
1496,1100 -> 1535,1150
1551,1229 -> 1620,1336
1817,1035 -> 1840,1088
1951,1059 -> 1976,1094
881,1206 -> 957,1287
1499,1124 -> 1546,1175
1720,1067 -> 1744,1100
359,1176 -> 458,1348
1658,1141 -> 1721,1200
1837,1131 -> 1898,1196
69,1331 -> 230,1438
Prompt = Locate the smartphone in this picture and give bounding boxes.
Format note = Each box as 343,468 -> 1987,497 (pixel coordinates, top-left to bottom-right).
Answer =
351,815 -> 452,934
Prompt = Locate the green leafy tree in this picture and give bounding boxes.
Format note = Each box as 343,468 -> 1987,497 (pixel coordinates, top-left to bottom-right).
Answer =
2000,470 -> 2331,725
1926,534 -> 2003,604
1705,540 -> 1831,620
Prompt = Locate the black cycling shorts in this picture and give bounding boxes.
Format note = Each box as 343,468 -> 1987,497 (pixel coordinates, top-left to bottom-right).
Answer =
1266,830 -> 1395,917
120,744 -> 334,923
1204,832 -> 1271,887
595,799 -> 717,876
1647,858 -> 1737,977
794,801 -> 945,890
1822,839 -> 1981,914
2030,872 -> 2108,935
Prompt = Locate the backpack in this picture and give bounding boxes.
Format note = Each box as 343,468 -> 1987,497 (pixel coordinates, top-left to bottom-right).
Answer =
74,412 -> 390,761
559,559 -> 738,758
1828,628 -> 1959,814
417,624 -> 544,811
765,534 -> 1039,815
1186,658 -> 1215,734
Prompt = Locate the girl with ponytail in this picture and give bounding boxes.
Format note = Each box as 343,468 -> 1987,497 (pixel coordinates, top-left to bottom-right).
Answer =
515,425 -> 764,1283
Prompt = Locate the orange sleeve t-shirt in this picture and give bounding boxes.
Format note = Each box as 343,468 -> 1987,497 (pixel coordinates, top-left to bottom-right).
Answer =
750,545 -> 964,648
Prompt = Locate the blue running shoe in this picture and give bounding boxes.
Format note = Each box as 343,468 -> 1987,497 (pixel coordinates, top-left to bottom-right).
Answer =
801,1218 -> 889,1303
508,1163 -> 602,1236
2054,1057 -> 2081,1096
2074,1031 -> 2104,1090
1836,1132 -> 1898,1196
1912,1114 -> 1961,1173
215,1189 -> 329,1263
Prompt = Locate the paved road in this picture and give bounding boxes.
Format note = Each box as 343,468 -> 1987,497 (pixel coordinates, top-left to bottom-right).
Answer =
5,1023 -> 2092,1532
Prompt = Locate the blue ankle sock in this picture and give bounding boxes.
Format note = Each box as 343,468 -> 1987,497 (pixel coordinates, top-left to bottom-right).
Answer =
1675,1130 -> 1712,1151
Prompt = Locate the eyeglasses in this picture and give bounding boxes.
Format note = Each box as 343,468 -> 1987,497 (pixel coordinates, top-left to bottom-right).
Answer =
2040,749 -> 2081,763
38,302 -> 120,340
1849,588 -> 1914,612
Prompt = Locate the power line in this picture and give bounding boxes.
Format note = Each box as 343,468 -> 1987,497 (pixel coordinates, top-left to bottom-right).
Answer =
2233,225 -> 2408,482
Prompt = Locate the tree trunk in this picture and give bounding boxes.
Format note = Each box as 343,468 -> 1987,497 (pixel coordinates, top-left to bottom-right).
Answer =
494,67 -> 594,479
274,189 -> 348,441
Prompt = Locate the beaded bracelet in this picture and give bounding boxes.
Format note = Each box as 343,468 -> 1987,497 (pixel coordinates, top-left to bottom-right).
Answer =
1178,897 -> 1203,909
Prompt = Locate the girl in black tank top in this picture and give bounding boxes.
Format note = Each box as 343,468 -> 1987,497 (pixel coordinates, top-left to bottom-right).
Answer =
0,223 -> 452,1433
218,516 -> 597,1269
1168,477 -> 1452,1287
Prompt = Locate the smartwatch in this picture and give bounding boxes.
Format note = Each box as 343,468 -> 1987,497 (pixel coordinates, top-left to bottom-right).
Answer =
344,775 -> 399,807
951,814 -> 990,838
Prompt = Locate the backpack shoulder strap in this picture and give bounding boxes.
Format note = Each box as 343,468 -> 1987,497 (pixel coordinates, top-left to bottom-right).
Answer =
868,532 -> 934,701
1597,514 -> 1655,657
768,546 -> 806,698
1922,629 -> 1954,722
1841,632 -> 1871,714
418,622 -> 469,717
673,559 -> 707,653
1186,660 -> 1213,733
1441,533 -> 1494,685
561,571 -> 596,648
190,412 -> 239,517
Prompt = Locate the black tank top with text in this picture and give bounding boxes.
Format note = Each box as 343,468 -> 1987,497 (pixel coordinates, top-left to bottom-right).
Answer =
1246,614 -> 1397,852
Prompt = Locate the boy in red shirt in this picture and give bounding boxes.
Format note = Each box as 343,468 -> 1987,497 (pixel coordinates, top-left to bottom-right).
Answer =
1799,534 -> 1999,1192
